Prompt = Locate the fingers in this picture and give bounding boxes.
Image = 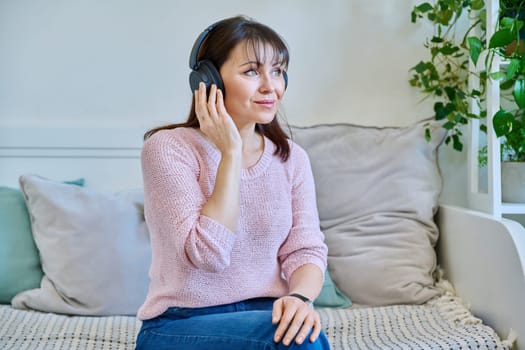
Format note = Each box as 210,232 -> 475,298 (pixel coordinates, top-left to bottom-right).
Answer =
282,307 -> 309,345
207,84 -> 218,119
195,83 -> 225,122
271,298 -> 283,325
194,83 -> 207,126
216,89 -> 227,117
195,83 -> 215,131
193,83 -> 240,154
272,297 -> 321,346
309,313 -> 322,343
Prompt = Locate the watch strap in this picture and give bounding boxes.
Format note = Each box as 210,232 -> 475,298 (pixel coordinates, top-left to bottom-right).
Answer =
288,293 -> 313,305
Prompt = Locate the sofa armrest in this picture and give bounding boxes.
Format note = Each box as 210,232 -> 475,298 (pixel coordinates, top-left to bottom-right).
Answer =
436,204 -> 525,349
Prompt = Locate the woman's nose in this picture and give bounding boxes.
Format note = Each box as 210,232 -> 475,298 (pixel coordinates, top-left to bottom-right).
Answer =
258,73 -> 274,93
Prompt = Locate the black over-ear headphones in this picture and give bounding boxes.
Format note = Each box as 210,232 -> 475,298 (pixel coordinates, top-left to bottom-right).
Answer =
188,19 -> 288,94
188,21 -> 225,94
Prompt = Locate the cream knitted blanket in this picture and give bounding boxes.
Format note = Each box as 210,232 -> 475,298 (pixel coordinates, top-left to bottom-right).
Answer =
0,293 -> 510,350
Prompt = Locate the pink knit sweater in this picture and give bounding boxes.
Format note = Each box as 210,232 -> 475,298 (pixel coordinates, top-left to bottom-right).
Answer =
137,127 -> 327,321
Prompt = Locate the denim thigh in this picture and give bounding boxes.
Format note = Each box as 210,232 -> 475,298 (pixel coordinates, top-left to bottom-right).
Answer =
135,298 -> 330,350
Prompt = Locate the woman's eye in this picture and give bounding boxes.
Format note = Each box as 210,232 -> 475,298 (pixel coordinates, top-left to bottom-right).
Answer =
272,68 -> 282,76
245,69 -> 257,76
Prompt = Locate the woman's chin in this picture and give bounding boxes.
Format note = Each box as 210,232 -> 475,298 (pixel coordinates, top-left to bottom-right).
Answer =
254,111 -> 278,125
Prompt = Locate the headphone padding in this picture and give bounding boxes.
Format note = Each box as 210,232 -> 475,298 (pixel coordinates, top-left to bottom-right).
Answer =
189,59 -> 225,94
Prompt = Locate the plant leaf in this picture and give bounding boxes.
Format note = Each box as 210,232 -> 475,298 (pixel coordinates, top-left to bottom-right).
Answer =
434,102 -> 447,120
520,52 -> 525,72
489,71 -> 506,80
411,11 -> 417,23
507,58 -> 521,80
493,110 -> 515,137
440,44 -> 460,55
412,61 -> 428,73
513,79 -> 525,108
500,17 -> 515,31
468,37 -> 483,65
470,0 -> 484,10
444,86 -> 456,101
480,124 -> 487,133
416,2 -> 433,12
452,134 -> 463,152
436,9 -> 453,25
501,79 -> 516,90
489,29 -> 515,48
443,121 -> 456,130
471,89 -> 482,97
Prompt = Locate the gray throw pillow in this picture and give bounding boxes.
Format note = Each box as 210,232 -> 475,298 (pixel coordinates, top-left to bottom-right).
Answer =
291,119 -> 446,306
12,175 -> 151,316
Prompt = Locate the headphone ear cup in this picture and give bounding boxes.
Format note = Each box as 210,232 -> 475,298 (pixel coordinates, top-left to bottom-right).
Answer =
189,59 -> 225,95
283,70 -> 288,90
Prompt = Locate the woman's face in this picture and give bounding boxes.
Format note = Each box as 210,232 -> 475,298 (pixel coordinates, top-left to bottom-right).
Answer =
219,41 -> 286,128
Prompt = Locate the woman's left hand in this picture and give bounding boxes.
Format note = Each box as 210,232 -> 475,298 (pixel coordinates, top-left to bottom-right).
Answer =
272,296 -> 321,346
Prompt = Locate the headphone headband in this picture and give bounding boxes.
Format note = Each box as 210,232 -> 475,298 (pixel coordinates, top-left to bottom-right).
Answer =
188,20 -> 223,70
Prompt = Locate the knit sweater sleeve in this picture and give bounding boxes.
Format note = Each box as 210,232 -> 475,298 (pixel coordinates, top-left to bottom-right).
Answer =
141,130 -> 236,273
278,143 -> 328,279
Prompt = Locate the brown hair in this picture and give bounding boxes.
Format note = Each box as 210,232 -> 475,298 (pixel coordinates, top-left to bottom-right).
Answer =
144,15 -> 291,161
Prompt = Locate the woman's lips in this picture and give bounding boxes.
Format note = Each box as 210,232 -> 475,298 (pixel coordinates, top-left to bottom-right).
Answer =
254,100 -> 275,108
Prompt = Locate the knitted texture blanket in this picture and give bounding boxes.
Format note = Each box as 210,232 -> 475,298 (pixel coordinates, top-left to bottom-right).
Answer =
0,293 -> 511,350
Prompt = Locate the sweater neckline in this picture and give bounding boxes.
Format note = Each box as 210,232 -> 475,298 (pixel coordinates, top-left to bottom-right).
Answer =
191,128 -> 275,179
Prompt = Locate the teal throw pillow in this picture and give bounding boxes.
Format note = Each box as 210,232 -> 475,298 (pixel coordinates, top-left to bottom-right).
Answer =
0,178 -> 84,303
0,187 -> 41,303
314,269 -> 352,308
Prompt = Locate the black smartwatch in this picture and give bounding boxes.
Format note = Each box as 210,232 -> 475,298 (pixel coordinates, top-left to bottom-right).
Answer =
288,293 -> 313,306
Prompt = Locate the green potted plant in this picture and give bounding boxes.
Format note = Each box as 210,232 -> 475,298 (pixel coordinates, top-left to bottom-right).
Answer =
409,0 -> 487,152
490,0 -> 525,201
411,0 -> 525,202
490,0 -> 525,159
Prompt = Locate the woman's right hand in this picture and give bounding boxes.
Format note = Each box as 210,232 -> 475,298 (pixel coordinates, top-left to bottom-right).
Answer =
194,82 -> 242,156
194,82 -> 242,232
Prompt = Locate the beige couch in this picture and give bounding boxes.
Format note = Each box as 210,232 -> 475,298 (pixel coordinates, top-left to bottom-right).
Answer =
0,121 -> 522,349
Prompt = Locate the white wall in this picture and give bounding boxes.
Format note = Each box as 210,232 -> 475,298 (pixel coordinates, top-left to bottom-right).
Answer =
0,0 -> 467,205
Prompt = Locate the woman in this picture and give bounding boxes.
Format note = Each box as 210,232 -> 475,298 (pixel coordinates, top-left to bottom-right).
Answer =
136,15 -> 330,350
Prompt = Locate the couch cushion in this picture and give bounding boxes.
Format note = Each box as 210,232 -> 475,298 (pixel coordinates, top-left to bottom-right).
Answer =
314,269 -> 352,308
12,175 -> 150,316
291,119 -> 446,305
0,179 -> 84,303
11,174 -> 347,314
0,187 -> 42,303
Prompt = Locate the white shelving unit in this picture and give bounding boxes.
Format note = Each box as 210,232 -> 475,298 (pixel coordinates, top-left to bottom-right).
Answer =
466,0 -> 525,218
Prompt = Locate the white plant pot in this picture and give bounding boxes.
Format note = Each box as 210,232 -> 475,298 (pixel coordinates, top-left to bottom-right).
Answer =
501,161 -> 525,203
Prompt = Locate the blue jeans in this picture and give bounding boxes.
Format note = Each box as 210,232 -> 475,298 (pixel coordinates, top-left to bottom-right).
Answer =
136,297 -> 331,349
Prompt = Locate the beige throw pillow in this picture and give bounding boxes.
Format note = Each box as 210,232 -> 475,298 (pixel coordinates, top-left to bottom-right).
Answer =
291,120 -> 446,305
